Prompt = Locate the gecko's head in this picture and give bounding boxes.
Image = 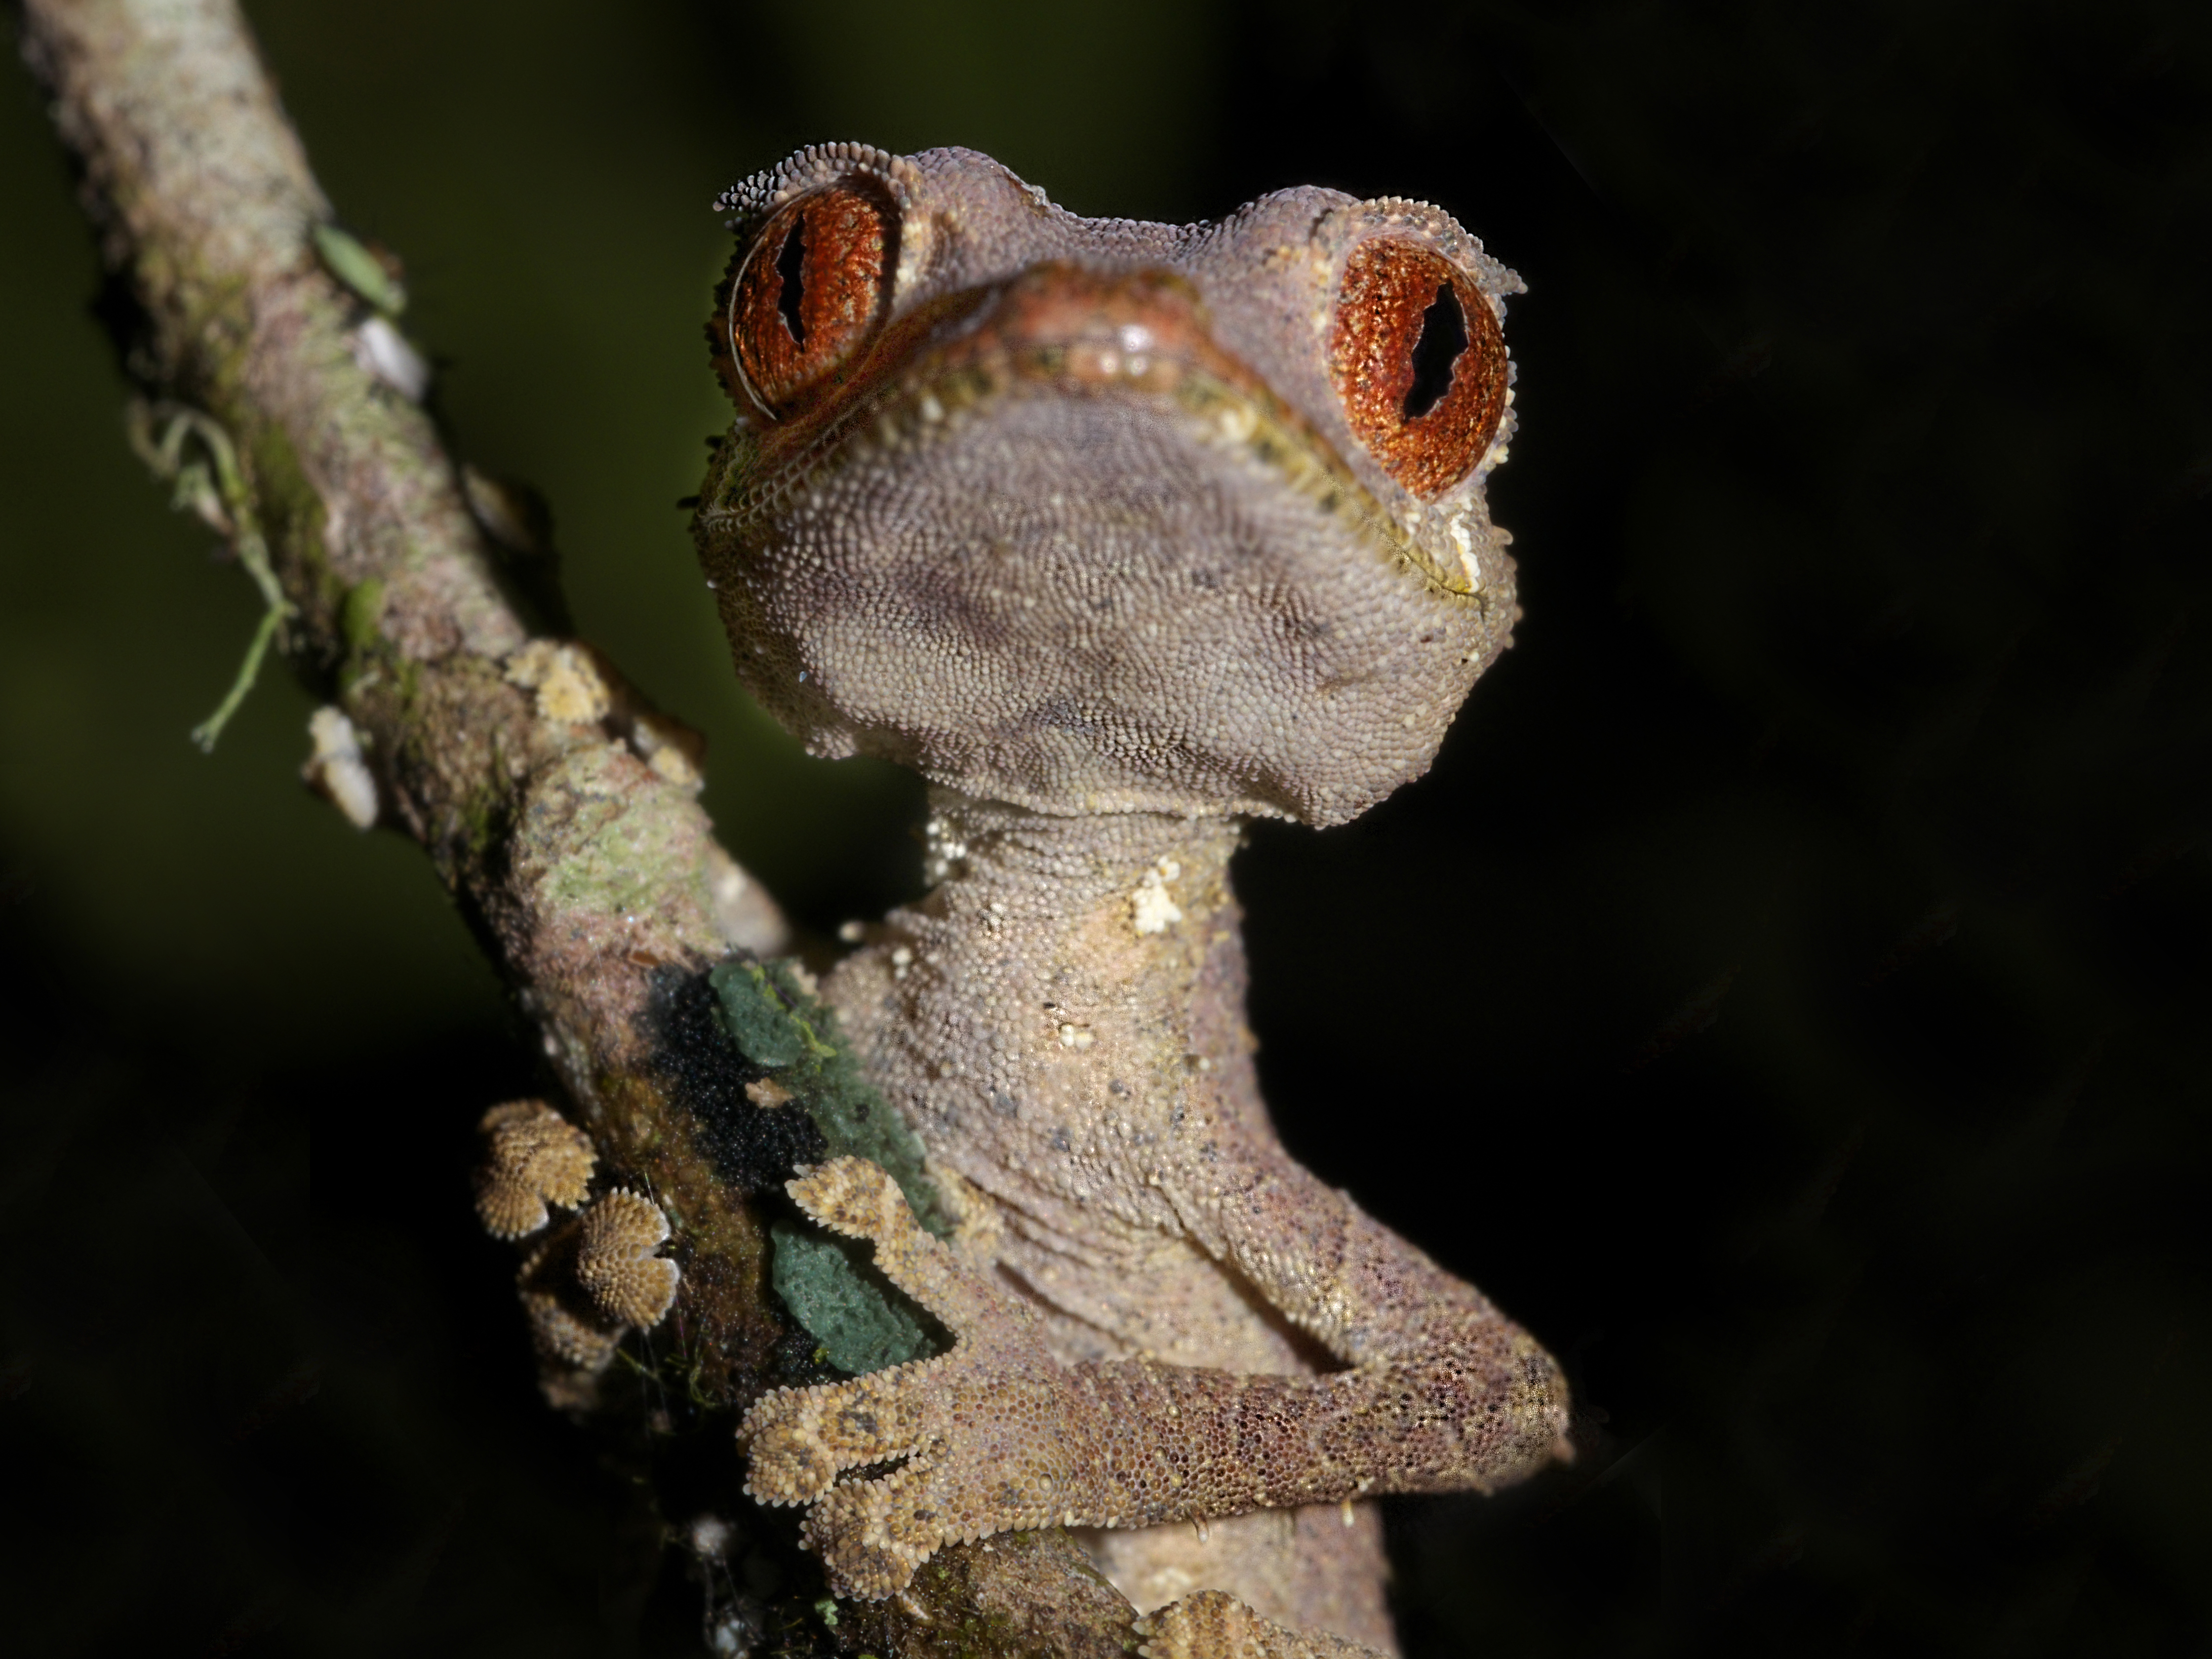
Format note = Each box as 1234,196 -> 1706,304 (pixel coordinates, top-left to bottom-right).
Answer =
693,144 -> 1524,827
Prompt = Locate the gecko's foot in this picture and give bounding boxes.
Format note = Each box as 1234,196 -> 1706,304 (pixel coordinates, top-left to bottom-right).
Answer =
1136,1590 -> 1388,1659
739,1156 -> 1095,1598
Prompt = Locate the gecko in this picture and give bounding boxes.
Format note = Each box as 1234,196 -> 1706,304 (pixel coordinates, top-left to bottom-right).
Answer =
687,142 -> 1569,1658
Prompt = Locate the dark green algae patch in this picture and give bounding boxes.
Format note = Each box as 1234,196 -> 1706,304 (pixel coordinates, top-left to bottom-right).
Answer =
702,959 -> 950,1377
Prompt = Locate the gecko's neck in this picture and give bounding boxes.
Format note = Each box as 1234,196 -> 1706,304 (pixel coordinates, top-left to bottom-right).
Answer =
918,787 -> 1245,937
839,787 -> 1262,1221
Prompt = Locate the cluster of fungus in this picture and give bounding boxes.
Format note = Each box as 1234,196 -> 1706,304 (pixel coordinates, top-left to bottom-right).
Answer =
473,1099 -> 596,1238
575,1188 -> 681,1328
517,1234 -> 623,1372
472,1100 -> 680,1388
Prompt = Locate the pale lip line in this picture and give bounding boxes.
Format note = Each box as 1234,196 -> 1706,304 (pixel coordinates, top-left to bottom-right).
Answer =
701,273 -> 1484,604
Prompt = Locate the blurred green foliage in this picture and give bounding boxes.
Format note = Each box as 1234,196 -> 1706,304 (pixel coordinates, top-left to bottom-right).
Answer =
3,2 -> 2210,1656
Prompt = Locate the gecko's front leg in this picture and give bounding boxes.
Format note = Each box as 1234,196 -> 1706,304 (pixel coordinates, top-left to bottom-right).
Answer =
741,1157 -> 1111,1595
742,1158 -> 1564,1601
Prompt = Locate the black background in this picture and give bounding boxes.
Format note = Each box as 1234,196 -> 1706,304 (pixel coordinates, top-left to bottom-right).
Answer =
2,2 -> 2207,1654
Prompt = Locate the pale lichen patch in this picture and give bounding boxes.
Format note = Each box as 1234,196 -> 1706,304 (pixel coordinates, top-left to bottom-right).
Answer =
301,705 -> 377,829
505,638 -> 612,725
1131,858 -> 1185,936
629,707 -> 705,789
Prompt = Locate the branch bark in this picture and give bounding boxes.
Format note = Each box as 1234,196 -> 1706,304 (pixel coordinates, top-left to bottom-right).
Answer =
16,0 -> 1134,1650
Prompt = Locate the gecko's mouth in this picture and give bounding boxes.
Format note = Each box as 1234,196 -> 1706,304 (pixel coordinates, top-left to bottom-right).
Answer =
699,263 -> 1486,601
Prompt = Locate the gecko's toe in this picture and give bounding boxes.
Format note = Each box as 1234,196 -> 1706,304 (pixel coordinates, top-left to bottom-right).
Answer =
738,1389 -> 842,1504
740,1367 -> 935,1506
803,1458 -> 947,1599
743,1156 -> 1085,1592
787,1155 -> 909,1241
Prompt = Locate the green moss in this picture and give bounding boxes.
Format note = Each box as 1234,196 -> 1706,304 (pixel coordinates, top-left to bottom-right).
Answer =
711,957 -> 958,1376
455,779 -> 506,864
708,959 -> 950,1239
770,1218 -> 940,1376
340,577 -> 386,654
244,419 -> 327,574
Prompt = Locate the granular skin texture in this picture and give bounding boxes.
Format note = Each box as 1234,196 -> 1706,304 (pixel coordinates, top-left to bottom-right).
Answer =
699,145 -> 1569,1659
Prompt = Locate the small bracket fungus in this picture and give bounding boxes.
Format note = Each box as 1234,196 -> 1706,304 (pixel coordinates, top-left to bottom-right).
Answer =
517,1228 -> 622,1373
575,1188 -> 681,1329
473,1100 -> 597,1240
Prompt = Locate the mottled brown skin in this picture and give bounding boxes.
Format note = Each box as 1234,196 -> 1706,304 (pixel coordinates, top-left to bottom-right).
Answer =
694,144 -> 1566,1658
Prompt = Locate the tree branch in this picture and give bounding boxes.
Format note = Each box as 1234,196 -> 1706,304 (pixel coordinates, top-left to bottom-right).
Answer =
16,0 -> 1134,1650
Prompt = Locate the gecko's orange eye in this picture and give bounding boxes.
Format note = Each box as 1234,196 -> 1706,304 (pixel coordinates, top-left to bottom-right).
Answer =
1327,238 -> 1508,499
723,184 -> 894,418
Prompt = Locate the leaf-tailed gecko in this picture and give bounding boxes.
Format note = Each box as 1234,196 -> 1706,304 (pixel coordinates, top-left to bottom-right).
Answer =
690,142 -> 1569,1658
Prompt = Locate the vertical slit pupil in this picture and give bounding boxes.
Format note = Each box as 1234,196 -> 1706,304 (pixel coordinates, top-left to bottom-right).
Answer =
776,215 -> 809,346
1401,282 -> 1468,422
